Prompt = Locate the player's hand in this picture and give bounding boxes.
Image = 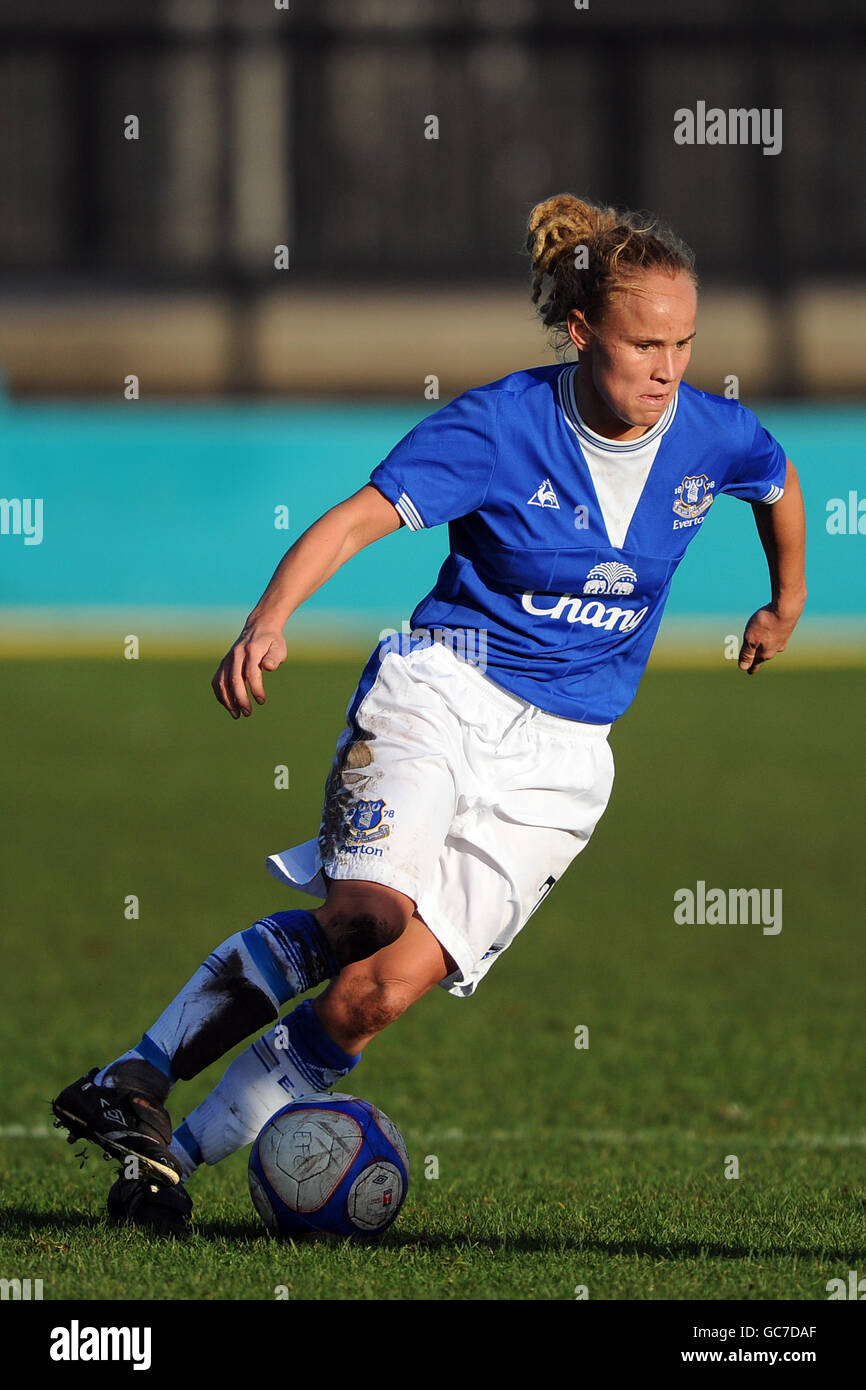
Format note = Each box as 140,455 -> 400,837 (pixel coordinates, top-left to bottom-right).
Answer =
211,622 -> 287,717
738,602 -> 801,675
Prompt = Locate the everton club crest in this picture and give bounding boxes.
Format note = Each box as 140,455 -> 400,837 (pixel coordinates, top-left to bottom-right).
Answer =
346,799 -> 391,844
673,473 -> 715,520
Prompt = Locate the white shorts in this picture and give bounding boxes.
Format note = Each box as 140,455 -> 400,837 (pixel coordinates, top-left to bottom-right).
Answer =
267,640 -> 614,997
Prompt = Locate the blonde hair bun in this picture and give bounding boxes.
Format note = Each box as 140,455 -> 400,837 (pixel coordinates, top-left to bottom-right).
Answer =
525,193 -> 697,351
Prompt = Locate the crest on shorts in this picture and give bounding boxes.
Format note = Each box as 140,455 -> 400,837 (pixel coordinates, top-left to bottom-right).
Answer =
673,473 -> 714,519
346,799 -> 391,843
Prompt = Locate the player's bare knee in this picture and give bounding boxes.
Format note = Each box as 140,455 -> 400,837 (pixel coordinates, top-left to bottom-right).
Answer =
317,886 -> 413,968
338,972 -> 416,1038
321,911 -> 404,969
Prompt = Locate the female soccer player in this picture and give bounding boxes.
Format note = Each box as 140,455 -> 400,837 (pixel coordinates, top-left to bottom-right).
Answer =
53,195 -> 806,1233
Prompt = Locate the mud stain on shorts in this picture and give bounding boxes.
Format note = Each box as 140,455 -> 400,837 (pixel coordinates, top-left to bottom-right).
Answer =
318,728 -> 380,864
344,741 -> 373,771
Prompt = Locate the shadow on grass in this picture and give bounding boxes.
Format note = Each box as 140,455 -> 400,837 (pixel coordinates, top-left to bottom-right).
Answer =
3,1204 -> 266,1246
385,1229 -> 866,1262
7,1205 -> 866,1263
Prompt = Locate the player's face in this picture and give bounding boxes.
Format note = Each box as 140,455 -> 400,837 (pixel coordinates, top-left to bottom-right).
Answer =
567,270 -> 697,441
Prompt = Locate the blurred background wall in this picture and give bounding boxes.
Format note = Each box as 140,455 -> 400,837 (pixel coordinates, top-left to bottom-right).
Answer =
0,0 -> 863,656
0,0 -> 864,398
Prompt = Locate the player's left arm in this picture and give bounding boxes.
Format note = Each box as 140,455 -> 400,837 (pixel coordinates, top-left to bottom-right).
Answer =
739,459 -> 807,674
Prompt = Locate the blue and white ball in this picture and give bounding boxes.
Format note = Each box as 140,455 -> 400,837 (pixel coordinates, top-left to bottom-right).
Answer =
249,1093 -> 410,1240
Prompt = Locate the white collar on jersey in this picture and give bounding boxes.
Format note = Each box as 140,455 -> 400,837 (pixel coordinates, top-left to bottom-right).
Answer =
557,362 -> 678,452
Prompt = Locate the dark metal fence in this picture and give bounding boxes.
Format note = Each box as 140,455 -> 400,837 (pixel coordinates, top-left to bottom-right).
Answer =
0,1 -> 863,293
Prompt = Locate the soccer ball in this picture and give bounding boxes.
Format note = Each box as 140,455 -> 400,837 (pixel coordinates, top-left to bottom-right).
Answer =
248,1093 -> 410,1240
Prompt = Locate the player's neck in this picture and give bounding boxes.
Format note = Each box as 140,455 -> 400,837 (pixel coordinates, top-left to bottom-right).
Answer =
573,363 -> 652,443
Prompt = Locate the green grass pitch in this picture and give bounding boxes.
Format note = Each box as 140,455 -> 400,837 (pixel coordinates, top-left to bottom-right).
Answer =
1,656 -> 863,1301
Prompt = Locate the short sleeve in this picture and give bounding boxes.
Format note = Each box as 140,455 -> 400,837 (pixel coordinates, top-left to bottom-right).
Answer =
718,403 -> 788,505
370,388 -> 499,530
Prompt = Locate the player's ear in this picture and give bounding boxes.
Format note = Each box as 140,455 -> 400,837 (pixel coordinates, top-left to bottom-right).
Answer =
566,309 -> 591,353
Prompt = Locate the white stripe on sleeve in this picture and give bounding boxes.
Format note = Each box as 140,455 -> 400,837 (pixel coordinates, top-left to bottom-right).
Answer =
758,484 -> 785,504
395,492 -> 426,530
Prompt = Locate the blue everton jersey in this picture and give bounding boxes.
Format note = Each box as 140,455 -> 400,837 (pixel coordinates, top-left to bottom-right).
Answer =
369,365 -> 788,724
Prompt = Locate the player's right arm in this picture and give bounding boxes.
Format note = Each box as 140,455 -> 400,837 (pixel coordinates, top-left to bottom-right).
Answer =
212,484 -> 402,718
